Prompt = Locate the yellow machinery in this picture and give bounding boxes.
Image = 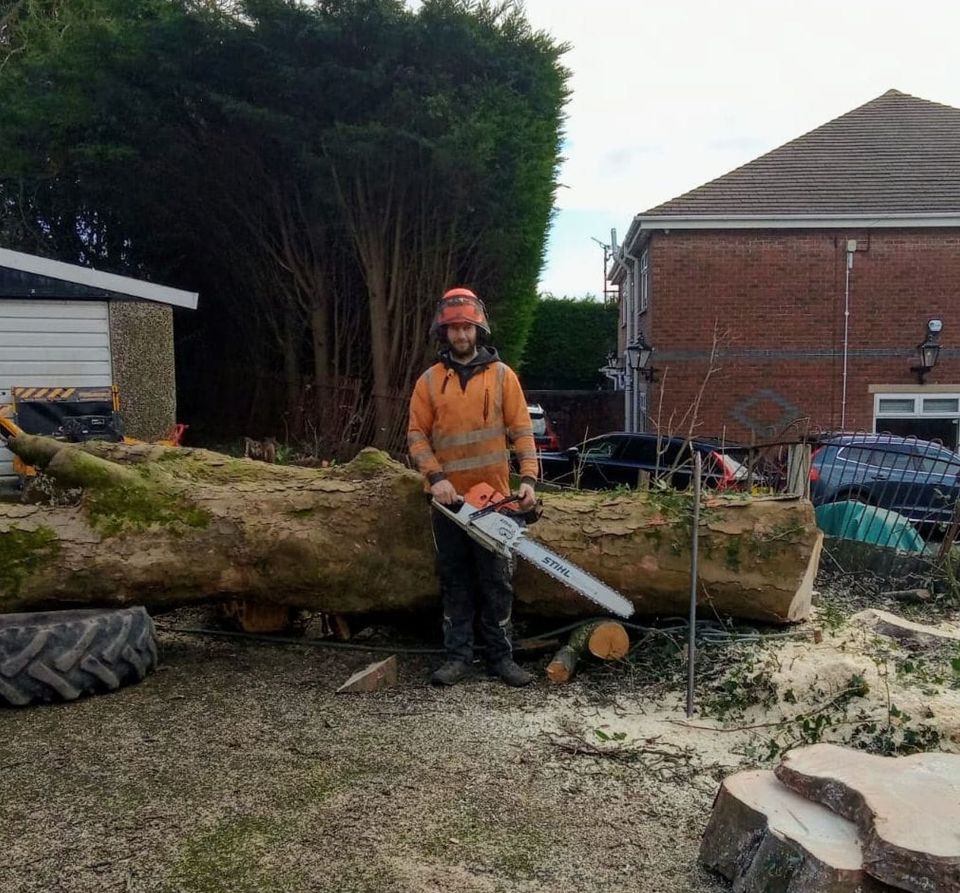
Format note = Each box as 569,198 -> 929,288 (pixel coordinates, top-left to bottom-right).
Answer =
0,405 -> 24,439
0,386 -> 124,479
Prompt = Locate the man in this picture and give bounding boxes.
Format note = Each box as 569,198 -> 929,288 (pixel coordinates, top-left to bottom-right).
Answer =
408,287 -> 540,687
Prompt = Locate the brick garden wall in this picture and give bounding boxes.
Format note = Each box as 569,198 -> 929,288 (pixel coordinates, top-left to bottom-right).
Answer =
641,228 -> 960,442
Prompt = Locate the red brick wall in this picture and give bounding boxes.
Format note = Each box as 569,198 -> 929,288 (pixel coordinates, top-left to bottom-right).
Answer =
641,229 -> 960,441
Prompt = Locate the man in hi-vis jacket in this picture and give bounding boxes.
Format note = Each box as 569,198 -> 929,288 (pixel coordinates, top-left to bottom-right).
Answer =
407,288 -> 539,687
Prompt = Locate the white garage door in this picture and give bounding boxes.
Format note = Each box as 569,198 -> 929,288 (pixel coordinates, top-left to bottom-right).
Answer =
0,300 -> 113,483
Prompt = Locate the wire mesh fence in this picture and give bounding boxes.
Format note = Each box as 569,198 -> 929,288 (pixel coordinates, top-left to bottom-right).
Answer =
538,428 -> 960,557
806,432 -> 960,555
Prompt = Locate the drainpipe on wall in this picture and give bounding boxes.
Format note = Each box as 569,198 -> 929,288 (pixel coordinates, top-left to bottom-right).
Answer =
840,239 -> 856,430
624,249 -> 641,432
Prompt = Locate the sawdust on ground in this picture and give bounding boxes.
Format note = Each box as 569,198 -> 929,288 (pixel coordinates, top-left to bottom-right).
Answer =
2,585 -> 959,893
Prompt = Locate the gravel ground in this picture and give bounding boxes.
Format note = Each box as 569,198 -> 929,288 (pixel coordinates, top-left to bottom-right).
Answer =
0,609 -> 731,893
6,568 -> 957,893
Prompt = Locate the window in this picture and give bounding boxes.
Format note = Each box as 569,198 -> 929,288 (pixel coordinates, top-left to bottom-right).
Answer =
867,449 -> 913,470
659,442 -> 693,469
838,447 -> 872,466
915,455 -> 960,476
878,398 -> 915,414
582,436 -> 620,459
924,398 -> 960,414
874,391 -> 960,451
619,436 -> 659,464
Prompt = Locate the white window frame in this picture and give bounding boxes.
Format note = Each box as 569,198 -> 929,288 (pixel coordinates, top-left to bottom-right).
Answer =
874,392 -> 960,426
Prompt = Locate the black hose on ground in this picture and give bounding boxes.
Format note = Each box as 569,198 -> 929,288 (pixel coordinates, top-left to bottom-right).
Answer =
156,616 -> 811,655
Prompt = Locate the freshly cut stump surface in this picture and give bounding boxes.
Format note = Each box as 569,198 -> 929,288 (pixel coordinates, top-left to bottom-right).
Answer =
587,621 -> 630,660
775,743 -> 960,893
700,768 -> 896,892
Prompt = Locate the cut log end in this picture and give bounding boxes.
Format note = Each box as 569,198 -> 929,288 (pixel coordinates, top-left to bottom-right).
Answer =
546,645 -> 576,684
587,621 -> 630,660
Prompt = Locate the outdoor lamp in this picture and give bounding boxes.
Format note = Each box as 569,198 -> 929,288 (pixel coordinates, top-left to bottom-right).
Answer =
626,334 -> 657,382
911,318 -> 943,384
599,350 -> 624,386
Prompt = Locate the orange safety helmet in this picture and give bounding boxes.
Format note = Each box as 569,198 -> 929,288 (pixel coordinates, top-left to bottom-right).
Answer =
430,287 -> 491,337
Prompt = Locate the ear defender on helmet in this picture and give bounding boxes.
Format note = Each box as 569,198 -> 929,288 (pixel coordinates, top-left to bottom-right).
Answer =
430,287 -> 491,339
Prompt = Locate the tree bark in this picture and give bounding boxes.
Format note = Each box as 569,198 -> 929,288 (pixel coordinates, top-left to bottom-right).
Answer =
0,436 -> 821,623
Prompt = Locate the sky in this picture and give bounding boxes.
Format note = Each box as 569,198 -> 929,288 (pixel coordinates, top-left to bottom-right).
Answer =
505,0 -> 960,298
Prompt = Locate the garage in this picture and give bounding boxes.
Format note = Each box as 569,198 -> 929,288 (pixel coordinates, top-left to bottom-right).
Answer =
0,248 -> 197,486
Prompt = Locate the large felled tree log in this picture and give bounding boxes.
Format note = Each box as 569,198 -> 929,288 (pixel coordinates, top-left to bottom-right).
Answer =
0,435 -> 821,623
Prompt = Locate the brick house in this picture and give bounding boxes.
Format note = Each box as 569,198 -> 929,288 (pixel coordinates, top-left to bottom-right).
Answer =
608,89 -> 960,448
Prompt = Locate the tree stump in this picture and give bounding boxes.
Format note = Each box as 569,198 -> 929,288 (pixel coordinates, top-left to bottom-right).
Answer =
775,743 -> 960,893
700,768 -> 897,892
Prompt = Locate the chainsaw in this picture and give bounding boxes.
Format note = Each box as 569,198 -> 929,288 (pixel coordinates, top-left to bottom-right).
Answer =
432,483 -> 634,618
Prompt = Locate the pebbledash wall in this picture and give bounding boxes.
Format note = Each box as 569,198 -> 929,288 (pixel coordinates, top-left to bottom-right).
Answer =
108,301 -> 177,440
640,228 -> 960,444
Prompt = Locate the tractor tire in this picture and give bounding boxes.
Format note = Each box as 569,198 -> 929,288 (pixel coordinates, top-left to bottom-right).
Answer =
0,607 -> 158,707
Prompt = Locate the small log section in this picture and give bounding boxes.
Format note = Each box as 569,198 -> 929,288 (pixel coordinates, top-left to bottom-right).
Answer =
700,768 -> 897,892
0,435 -> 821,623
336,656 -> 398,694
546,621 -> 630,684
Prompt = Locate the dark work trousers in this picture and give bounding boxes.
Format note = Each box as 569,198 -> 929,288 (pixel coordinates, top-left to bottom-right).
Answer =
431,507 -> 515,664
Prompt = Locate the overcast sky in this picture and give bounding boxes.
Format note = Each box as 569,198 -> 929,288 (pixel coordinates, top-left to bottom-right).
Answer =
507,0 -> 960,298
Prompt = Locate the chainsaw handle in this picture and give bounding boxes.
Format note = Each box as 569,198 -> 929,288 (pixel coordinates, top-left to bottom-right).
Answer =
468,493 -> 521,520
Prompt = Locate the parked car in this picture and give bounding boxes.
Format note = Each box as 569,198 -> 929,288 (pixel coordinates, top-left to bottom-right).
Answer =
527,404 -> 560,452
810,434 -> 960,526
537,432 -> 752,491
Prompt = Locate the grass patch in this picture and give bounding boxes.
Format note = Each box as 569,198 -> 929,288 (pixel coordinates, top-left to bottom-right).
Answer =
161,815 -> 303,893
421,802 -> 549,881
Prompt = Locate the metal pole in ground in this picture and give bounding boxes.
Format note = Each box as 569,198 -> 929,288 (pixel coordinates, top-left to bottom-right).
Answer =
686,451 -> 702,718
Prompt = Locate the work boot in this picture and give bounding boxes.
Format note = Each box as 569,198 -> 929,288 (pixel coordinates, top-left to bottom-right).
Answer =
431,659 -> 471,686
489,657 -> 534,688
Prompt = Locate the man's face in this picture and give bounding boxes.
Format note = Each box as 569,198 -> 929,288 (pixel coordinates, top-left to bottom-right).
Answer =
446,322 -> 478,360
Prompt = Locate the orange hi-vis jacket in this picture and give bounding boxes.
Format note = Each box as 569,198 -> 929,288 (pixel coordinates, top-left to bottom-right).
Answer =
407,357 -> 538,497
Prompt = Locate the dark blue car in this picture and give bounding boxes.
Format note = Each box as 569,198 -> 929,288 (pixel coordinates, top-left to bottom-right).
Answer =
810,434 -> 960,526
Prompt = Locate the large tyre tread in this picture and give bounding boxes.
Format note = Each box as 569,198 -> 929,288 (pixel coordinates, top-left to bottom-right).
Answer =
0,607 -> 158,707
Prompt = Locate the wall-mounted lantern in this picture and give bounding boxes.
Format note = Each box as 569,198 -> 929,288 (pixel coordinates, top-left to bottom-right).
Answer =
625,333 -> 657,382
911,318 -> 943,384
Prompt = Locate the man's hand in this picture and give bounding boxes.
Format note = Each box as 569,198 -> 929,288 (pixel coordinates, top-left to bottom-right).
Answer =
430,479 -> 459,505
517,481 -> 536,511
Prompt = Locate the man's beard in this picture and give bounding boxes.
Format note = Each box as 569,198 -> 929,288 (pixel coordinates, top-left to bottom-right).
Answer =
450,339 -> 477,361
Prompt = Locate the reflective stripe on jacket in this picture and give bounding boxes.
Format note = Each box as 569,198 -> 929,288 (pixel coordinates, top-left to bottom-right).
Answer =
407,360 -> 537,496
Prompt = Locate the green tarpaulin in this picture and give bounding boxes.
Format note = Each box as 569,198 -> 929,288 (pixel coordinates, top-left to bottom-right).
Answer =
815,500 -> 926,553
